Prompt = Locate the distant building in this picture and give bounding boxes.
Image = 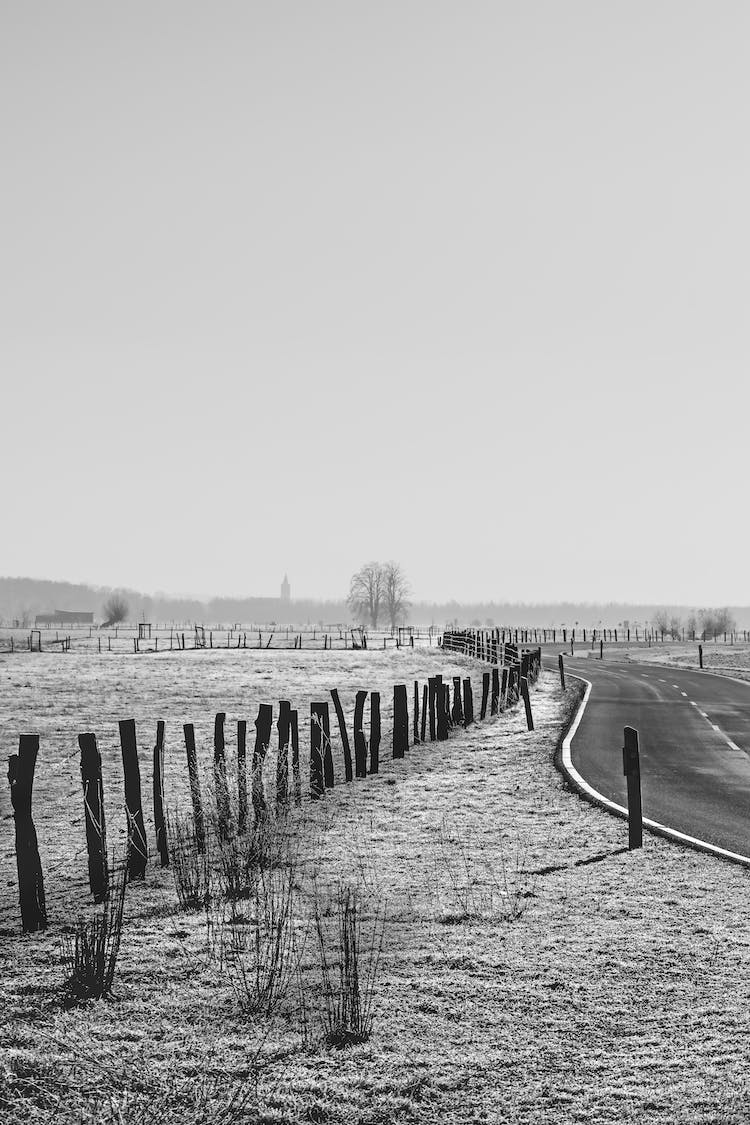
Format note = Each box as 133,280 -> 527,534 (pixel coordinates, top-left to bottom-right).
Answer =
281,574 -> 290,602
35,610 -> 94,626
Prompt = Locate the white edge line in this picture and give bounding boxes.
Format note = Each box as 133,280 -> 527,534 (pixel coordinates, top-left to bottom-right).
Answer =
561,673 -> 750,869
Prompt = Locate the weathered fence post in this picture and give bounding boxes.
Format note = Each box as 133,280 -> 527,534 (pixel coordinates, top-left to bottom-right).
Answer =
310,703 -> 328,796
521,677 -> 534,731
623,726 -> 643,849
353,691 -> 368,778
436,675 -> 449,741
290,709 -> 301,805
463,678 -> 474,725
237,719 -> 248,833
699,643 -> 704,669
79,732 -> 108,901
183,723 -> 205,853
153,720 -> 169,866
253,704 -> 274,816
330,688 -> 353,782
480,671 -> 490,720
9,735 -> 47,931
213,712 -> 231,840
413,681 -> 420,743
558,653 -> 566,690
370,692 -> 381,773
420,684 -> 428,742
491,667 -> 500,715
118,719 -> 148,879
428,677 -> 437,740
276,704 -> 290,808
393,685 -> 409,758
451,677 -> 463,726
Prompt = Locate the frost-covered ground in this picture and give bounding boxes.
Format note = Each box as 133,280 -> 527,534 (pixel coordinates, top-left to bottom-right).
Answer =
3,659 -> 750,1124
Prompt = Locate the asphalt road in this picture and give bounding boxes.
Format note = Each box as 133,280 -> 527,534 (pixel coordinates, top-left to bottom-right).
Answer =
548,656 -> 750,859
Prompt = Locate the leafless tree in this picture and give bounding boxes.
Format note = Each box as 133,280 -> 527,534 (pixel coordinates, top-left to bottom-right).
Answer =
382,561 -> 410,629
651,609 -> 669,637
347,563 -> 385,629
700,607 -> 735,638
668,615 -> 682,640
101,594 -> 129,628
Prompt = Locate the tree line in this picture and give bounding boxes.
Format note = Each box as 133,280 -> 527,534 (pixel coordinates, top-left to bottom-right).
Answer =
650,606 -> 736,639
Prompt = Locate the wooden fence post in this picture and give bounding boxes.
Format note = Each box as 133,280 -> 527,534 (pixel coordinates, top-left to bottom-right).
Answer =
428,677 -> 437,740
521,678 -> 534,731
463,678 -> 474,725
370,692 -> 381,774
354,691 -> 368,778
420,684 -> 428,742
436,675 -> 449,741
623,726 -> 643,849
451,677 -> 463,726
310,703 -> 328,797
330,688 -> 353,782
183,723 -> 205,853
79,732 -> 108,902
237,719 -> 248,833
253,704 -> 274,816
9,735 -> 47,931
213,712 -> 231,840
393,685 -> 409,758
480,671 -> 490,720
276,703 -> 290,808
153,720 -> 169,866
491,667 -> 500,715
501,667 -> 509,709
699,644 -> 703,669
413,681 -> 420,743
118,719 -> 148,879
558,653 -> 566,690
290,709 -> 301,805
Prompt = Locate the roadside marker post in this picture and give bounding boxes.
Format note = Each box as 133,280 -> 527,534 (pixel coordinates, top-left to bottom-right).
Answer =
622,726 -> 643,850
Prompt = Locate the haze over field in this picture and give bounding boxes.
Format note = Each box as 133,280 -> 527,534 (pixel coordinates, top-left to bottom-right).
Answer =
3,3 -> 750,604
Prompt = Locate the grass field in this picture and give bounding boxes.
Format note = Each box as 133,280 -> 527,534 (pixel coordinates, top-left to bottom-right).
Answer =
4,652 -> 750,1123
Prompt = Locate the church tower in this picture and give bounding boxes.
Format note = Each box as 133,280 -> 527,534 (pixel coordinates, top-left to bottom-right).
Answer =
281,574 -> 290,602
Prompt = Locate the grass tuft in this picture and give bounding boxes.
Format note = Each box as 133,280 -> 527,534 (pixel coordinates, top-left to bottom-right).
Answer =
61,858 -> 127,1002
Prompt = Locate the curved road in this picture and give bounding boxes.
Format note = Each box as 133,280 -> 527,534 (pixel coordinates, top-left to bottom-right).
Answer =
547,656 -> 750,860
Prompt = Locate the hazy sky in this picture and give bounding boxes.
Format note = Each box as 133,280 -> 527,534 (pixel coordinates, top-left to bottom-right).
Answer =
3,2 -> 749,604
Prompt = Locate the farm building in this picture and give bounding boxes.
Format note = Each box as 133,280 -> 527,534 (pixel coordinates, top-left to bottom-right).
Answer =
35,610 -> 95,626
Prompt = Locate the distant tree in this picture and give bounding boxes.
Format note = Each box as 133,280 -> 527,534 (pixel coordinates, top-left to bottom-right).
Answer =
699,607 -> 736,639
101,595 -> 128,628
668,615 -> 682,640
651,609 -> 670,637
347,563 -> 385,629
382,561 -> 410,629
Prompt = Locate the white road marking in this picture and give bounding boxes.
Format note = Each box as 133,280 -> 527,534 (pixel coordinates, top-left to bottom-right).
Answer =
562,674 -> 750,868
673,684 -> 680,689
681,691 -> 688,697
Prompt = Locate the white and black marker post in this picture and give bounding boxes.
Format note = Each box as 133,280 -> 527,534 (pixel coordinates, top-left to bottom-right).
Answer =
622,726 -> 643,850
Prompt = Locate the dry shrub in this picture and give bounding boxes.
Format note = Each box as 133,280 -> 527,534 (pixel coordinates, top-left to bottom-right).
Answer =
225,864 -> 302,1018
312,883 -> 385,1048
167,812 -> 213,912
61,858 -> 128,1002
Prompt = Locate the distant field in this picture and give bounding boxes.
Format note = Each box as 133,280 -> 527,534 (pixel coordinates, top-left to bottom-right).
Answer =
0,645 -> 478,930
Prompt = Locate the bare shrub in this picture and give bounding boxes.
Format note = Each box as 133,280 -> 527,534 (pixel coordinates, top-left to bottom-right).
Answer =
61,859 -> 127,1002
428,816 -> 534,924
167,813 -> 212,912
225,865 -> 301,1018
312,883 -> 385,1048
216,814 -> 289,902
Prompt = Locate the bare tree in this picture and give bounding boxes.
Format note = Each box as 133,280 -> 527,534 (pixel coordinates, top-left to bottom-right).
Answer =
668,615 -> 682,640
651,609 -> 669,637
347,563 -> 385,629
700,607 -> 735,638
101,594 -> 128,628
382,561 -> 410,629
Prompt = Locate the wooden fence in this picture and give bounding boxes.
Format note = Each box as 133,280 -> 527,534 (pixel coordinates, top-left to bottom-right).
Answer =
4,643 -> 542,933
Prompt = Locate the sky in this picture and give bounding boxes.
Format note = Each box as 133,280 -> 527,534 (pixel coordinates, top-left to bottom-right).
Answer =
2,2 -> 749,605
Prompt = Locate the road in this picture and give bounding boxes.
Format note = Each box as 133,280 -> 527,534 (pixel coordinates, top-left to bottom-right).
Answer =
548,656 -> 750,859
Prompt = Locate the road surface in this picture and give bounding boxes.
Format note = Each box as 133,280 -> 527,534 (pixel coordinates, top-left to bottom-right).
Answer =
549,657 -> 750,859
